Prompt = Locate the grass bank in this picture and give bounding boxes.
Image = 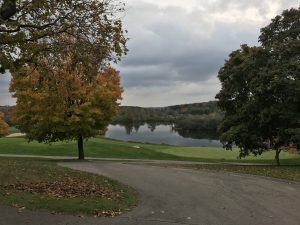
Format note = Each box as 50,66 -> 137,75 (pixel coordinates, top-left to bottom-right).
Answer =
0,137 -> 299,165
0,158 -> 137,217
8,126 -> 20,134
157,163 -> 300,182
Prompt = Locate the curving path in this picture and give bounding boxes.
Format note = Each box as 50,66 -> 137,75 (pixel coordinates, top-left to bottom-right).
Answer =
1,160 -> 300,225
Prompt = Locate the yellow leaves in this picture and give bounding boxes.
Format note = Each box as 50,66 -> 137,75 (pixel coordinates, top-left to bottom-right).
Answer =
0,112 -> 9,137
11,62 -> 123,142
96,67 -> 123,102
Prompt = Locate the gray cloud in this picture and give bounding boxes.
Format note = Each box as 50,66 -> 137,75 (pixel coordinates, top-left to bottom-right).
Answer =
0,0 -> 299,106
0,72 -> 15,105
117,0 -> 299,106
118,2 -> 259,89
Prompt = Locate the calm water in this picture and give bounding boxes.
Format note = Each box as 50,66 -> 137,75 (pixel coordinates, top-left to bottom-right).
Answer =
105,124 -> 222,147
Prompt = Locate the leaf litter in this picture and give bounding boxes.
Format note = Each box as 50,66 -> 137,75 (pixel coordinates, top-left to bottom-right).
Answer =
2,176 -> 124,217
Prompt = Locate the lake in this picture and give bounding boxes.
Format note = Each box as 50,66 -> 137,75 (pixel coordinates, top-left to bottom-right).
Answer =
105,124 -> 222,147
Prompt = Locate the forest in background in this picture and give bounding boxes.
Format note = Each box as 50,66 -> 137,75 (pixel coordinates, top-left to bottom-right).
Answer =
112,101 -> 223,139
0,101 -> 223,139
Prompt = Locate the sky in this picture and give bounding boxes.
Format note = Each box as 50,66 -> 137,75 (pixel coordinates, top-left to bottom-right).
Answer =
0,0 -> 299,107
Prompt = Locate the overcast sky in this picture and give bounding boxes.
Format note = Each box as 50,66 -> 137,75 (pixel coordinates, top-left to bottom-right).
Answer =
0,0 -> 299,107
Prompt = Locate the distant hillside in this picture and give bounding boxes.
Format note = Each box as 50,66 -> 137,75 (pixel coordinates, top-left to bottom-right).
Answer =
112,101 -> 223,136
114,101 -> 222,122
1,101 -> 223,136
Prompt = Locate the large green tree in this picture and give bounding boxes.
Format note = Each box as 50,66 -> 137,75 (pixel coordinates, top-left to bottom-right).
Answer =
216,6 -> 300,165
0,0 -> 127,73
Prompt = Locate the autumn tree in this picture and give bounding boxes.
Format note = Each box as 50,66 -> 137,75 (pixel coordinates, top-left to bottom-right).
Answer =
11,65 -> 122,159
6,0 -> 127,160
0,112 -> 9,136
216,7 -> 300,165
0,0 -> 127,73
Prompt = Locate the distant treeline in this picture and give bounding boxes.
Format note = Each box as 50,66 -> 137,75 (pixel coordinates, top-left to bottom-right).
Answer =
0,105 -> 14,126
1,101 -> 223,138
112,101 -> 223,138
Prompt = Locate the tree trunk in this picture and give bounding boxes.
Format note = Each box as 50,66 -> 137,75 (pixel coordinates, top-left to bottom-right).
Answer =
275,148 -> 281,166
77,135 -> 84,160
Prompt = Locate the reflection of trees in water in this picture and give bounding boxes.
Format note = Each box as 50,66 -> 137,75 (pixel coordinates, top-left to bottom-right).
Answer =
123,122 -> 145,134
124,123 -> 134,134
115,121 -> 168,134
115,122 -> 219,140
176,128 -> 219,140
147,122 -> 157,132
134,123 -> 140,133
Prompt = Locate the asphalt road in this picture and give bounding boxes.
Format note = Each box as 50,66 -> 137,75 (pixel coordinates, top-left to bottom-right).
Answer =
1,160 -> 300,225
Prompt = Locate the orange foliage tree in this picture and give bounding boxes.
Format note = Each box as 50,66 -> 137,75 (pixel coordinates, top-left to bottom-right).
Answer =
11,66 -> 122,159
0,112 -> 9,137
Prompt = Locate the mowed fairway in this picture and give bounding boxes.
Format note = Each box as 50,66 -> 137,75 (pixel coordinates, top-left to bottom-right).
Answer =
0,137 -> 299,165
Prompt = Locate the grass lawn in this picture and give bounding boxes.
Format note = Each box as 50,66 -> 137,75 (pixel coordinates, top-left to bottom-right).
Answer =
8,126 -> 20,134
0,158 -> 137,216
157,163 -> 300,182
0,137 -> 299,165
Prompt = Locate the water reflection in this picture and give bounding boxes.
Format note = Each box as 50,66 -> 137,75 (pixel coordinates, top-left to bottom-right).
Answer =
105,123 -> 222,147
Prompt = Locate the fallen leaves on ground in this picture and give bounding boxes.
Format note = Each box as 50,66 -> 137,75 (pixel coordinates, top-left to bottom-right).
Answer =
94,209 -> 123,217
12,203 -> 26,213
3,176 -> 121,199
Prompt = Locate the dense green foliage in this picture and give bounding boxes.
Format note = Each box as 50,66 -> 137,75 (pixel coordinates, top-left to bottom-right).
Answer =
113,101 -> 223,138
216,6 -> 300,165
0,0 -> 127,73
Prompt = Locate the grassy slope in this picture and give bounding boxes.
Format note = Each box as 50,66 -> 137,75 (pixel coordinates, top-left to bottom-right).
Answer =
0,158 -> 137,215
158,163 -> 300,182
0,137 -> 299,165
8,127 -> 20,133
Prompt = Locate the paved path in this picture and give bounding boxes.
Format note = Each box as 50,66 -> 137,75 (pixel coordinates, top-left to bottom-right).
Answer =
1,160 -> 300,225
5,133 -> 25,137
0,153 -> 270,165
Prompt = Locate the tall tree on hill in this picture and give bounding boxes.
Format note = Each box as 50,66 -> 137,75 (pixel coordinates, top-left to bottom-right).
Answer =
216,6 -> 300,165
0,112 -> 9,137
11,65 -> 122,160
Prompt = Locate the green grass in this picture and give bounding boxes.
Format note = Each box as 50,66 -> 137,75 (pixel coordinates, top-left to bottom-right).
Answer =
0,158 -> 137,216
159,146 -> 300,165
8,126 -> 20,134
160,163 -> 300,182
0,137 -> 299,165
